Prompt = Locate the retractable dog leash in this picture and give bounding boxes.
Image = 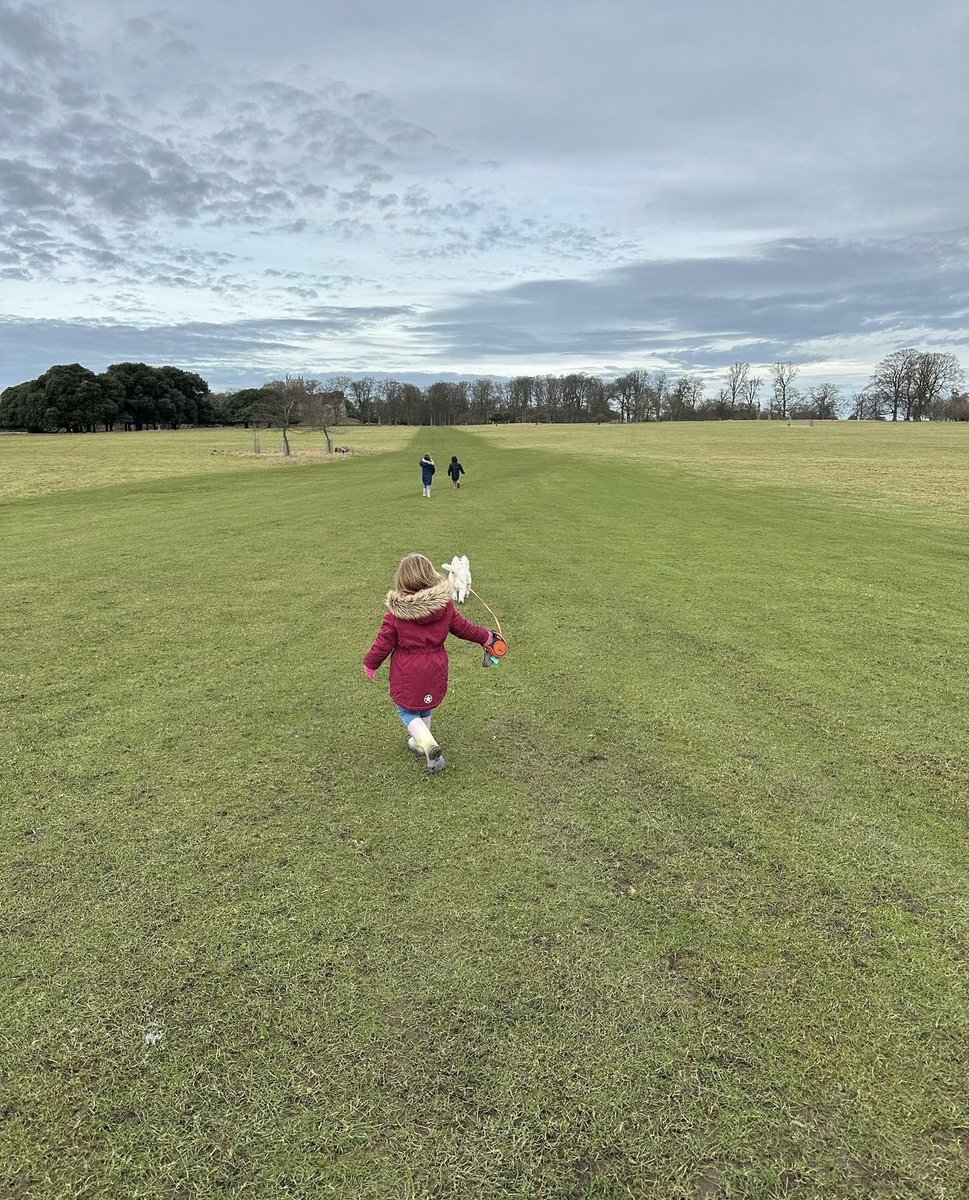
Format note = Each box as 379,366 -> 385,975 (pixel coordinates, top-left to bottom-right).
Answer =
467,587 -> 508,667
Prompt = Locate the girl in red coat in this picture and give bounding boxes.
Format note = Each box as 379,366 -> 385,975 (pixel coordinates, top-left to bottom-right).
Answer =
364,553 -> 495,772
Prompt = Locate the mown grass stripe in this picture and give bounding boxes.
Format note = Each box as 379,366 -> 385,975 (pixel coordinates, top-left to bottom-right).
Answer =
1,426 -> 966,1198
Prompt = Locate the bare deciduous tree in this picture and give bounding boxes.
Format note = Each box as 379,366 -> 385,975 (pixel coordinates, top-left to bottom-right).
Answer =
262,376 -> 345,454
867,349 -> 963,421
470,378 -> 498,424
938,391 -> 969,421
261,376 -> 306,456
301,379 -> 346,452
868,349 -> 918,421
348,376 -> 379,423
725,362 -> 750,415
742,373 -> 763,416
849,389 -> 885,420
770,361 -> 799,419
807,382 -> 841,420
666,375 -> 704,420
609,370 -> 653,422
910,352 -> 962,421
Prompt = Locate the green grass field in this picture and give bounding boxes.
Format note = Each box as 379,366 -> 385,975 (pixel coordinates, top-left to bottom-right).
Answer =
1,423 -> 967,1200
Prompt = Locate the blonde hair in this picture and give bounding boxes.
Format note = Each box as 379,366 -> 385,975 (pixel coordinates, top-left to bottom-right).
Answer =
395,552 -> 441,594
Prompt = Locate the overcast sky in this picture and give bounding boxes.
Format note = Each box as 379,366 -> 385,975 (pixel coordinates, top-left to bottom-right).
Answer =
1,0 -> 967,394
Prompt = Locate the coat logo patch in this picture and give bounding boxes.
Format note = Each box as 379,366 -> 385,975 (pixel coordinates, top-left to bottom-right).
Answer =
423,694 -> 433,704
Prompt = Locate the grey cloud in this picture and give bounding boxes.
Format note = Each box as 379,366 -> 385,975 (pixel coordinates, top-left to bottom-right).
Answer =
53,77 -> 101,108
263,270 -> 366,294
5,0 -> 965,389
336,185 -> 376,212
1,0 -> 649,311
80,156 -> 212,221
303,305 -> 410,323
412,231 -> 969,371
0,160 -> 61,210
0,83 -> 45,116
356,164 -> 394,185
388,213 -> 639,265
159,36 -> 196,57
0,2 -> 490,281
319,217 -> 375,239
0,305 -> 416,391
384,1 -> 968,162
290,0 -> 966,241
0,1 -> 71,65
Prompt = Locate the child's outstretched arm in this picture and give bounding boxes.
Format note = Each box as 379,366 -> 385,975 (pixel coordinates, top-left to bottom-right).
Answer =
364,613 -> 397,673
448,607 -> 492,647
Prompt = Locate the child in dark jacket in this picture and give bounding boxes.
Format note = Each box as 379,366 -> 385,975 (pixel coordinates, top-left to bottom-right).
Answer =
364,553 -> 495,772
447,456 -> 465,488
419,454 -> 435,497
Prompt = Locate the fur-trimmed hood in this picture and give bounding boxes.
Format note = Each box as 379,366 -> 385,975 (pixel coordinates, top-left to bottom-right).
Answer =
386,578 -> 453,622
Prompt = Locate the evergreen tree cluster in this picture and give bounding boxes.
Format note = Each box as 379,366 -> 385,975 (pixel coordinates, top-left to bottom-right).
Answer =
0,363 -> 213,433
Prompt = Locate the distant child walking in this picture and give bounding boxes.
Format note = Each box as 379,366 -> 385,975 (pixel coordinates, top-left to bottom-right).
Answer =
447,456 -> 465,488
364,553 -> 497,773
419,453 -> 435,497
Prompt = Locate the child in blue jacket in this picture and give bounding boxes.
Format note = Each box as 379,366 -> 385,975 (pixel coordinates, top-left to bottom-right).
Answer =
447,456 -> 465,488
419,454 -> 435,497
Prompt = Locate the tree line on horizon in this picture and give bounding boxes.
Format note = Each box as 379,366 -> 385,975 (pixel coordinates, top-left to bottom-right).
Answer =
0,364 -> 344,443
0,348 -> 964,434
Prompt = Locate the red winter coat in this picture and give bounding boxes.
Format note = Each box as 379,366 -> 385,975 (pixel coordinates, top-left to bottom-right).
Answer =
364,578 -> 491,710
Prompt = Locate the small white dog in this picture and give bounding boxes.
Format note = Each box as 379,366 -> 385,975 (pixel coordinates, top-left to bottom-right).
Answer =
441,554 -> 472,604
